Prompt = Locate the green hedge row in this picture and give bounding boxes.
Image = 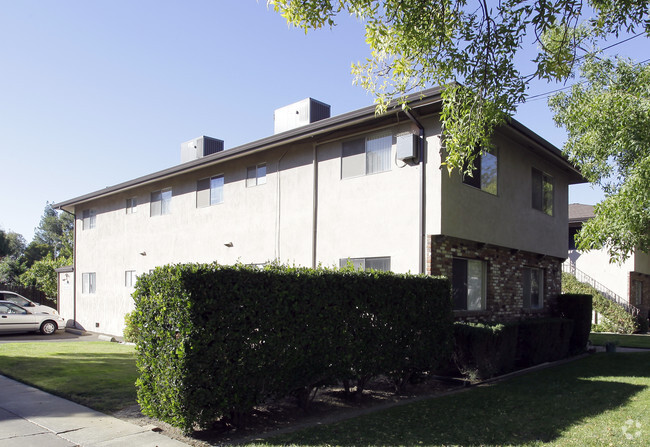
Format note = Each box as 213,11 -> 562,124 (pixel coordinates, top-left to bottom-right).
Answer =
131,263 -> 453,432
453,315 -> 579,380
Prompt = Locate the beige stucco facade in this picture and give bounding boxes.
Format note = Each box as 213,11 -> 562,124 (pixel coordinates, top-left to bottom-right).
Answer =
56,89 -> 584,336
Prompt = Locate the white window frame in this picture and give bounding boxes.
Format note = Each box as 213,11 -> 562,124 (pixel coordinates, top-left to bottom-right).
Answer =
197,175 -> 225,207
523,267 -> 544,309
82,209 -> 96,230
125,270 -> 136,288
339,257 -> 391,272
341,132 -> 392,179
151,188 -> 172,216
126,197 -> 137,214
452,258 -> 487,311
246,163 -> 266,187
82,272 -> 96,294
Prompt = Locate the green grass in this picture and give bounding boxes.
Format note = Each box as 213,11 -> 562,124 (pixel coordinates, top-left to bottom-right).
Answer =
0,342 -> 137,413
251,353 -> 650,446
590,333 -> 650,349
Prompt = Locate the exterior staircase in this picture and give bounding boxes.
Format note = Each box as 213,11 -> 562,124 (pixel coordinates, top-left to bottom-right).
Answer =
562,263 -> 640,317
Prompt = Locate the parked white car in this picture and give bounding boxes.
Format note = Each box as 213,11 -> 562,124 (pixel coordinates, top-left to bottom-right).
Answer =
0,301 -> 65,335
0,291 -> 59,315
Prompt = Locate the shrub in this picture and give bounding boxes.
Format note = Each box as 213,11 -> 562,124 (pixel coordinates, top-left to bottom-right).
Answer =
516,318 -> 574,367
132,263 -> 453,433
562,272 -> 637,334
453,322 -> 518,380
556,294 -> 592,354
122,311 -> 139,343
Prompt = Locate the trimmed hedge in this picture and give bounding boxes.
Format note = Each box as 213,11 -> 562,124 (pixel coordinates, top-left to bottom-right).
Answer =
131,263 -> 453,432
516,318 -> 574,367
453,322 -> 518,380
557,293 -> 592,354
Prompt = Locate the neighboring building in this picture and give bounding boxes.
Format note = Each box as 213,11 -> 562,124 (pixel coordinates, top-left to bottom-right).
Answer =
565,203 -> 650,320
54,88 -> 585,336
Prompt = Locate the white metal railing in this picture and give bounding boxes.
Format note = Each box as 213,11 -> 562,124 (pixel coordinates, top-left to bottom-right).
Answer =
563,263 -> 640,317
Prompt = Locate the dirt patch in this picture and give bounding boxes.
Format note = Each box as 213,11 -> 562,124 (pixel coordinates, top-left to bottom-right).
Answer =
111,376 -> 466,446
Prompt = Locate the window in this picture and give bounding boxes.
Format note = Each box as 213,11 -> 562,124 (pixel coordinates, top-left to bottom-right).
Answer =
82,272 -> 96,294
151,188 -> 172,216
82,209 -> 96,230
463,149 -> 497,194
568,226 -> 580,250
125,270 -> 136,288
341,133 -> 392,178
126,197 -> 137,214
532,169 -> 553,215
452,258 -> 486,311
339,257 -> 391,272
197,175 -> 224,207
246,163 -> 266,187
632,280 -> 643,306
523,267 -> 543,309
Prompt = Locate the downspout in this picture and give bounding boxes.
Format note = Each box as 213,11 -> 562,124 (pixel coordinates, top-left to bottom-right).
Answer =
312,142 -> 318,269
404,110 -> 426,274
60,208 -> 77,328
275,150 -> 289,261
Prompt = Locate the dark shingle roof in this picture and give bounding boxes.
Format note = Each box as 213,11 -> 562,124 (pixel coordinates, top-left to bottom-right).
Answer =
568,203 -> 595,223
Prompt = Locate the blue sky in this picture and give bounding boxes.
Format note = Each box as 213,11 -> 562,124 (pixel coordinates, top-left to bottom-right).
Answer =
0,1 -> 645,241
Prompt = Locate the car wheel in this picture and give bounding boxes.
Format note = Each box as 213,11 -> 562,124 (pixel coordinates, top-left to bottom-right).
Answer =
40,321 -> 57,335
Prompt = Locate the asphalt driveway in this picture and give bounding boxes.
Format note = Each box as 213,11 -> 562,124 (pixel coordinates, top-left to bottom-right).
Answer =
0,330 -> 102,344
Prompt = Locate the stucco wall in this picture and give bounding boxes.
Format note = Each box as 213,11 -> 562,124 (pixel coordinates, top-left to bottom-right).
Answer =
57,270 -> 75,324
565,249 -> 633,303
439,131 -> 571,259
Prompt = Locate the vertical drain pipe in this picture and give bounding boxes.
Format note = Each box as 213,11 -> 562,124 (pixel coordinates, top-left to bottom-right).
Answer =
404,110 -> 426,274
312,142 -> 318,269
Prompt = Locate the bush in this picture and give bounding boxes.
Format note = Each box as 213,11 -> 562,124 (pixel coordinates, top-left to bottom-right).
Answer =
562,272 -> 637,334
123,311 -> 139,343
453,322 -> 518,380
516,318 -> 574,367
556,294 -> 592,354
132,263 -> 453,432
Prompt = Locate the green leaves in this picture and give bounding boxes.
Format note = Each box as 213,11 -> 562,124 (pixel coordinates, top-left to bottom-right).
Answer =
550,56 -> 650,262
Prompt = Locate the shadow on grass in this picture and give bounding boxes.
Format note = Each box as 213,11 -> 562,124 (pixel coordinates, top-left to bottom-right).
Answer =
269,353 -> 650,446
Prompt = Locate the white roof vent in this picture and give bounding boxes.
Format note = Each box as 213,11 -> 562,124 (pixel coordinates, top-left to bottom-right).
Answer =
181,136 -> 224,163
274,98 -> 330,134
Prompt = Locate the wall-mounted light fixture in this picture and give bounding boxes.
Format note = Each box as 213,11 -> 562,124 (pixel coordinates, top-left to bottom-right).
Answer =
224,242 -> 233,247
139,251 -> 147,256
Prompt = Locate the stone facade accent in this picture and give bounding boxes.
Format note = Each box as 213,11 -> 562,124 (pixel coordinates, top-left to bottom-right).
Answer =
427,235 -> 563,322
629,271 -> 650,322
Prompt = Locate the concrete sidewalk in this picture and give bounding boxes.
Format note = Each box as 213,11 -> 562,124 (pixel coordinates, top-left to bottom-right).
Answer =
0,375 -> 189,447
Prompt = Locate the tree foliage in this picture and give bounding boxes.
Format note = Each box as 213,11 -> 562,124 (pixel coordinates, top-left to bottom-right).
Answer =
549,57 -> 650,262
33,203 -> 74,260
269,0 -> 649,173
19,253 -> 72,298
0,230 -> 26,259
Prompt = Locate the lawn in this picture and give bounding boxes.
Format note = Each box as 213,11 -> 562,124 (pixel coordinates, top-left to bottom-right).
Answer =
251,353 -> 650,446
589,332 -> 650,349
0,341 -> 137,413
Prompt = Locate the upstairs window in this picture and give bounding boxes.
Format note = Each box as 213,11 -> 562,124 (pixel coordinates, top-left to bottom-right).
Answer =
125,270 -> 136,288
463,149 -> 497,195
125,198 -> 137,214
151,188 -> 172,216
82,209 -> 96,230
532,169 -> 553,215
341,133 -> 392,178
197,175 -> 224,207
246,163 -> 266,187
452,258 -> 486,311
339,256 -> 391,272
523,267 -> 543,309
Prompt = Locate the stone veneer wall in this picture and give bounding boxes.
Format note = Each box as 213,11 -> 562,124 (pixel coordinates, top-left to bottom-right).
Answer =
629,272 -> 650,322
427,235 -> 563,322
